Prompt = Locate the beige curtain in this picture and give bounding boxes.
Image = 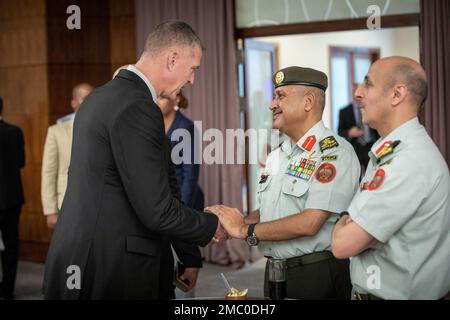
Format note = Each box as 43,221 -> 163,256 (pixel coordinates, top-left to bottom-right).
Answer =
135,0 -> 251,265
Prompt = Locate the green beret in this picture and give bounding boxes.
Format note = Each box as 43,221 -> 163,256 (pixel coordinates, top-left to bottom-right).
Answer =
272,66 -> 328,91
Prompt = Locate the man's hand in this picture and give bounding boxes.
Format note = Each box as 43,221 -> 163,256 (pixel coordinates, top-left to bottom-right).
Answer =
205,205 -> 247,239
348,126 -> 364,138
210,222 -> 228,244
179,267 -> 200,291
46,214 -> 58,229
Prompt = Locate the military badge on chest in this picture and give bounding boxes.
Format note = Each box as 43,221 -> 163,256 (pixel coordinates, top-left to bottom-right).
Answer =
286,158 -> 317,181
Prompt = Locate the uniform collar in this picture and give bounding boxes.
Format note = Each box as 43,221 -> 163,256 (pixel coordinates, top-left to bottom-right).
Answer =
280,120 -> 325,155
369,117 -> 420,163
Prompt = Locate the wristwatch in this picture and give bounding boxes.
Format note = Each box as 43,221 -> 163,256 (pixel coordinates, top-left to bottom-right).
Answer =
246,223 -> 259,246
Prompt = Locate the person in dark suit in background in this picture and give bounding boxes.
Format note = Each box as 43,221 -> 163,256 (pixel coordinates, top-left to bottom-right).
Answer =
0,96 -> 25,300
43,21 -> 221,300
338,83 -> 379,174
157,91 -> 205,298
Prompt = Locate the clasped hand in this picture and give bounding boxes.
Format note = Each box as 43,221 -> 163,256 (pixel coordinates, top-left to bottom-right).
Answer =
205,205 -> 247,244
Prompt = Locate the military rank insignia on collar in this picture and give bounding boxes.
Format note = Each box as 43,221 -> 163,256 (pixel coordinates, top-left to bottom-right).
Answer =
319,136 -> 339,152
375,140 -> 401,163
301,135 -> 316,152
286,158 -> 317,181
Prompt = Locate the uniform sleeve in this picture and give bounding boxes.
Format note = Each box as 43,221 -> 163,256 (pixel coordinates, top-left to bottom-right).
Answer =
41,127 -> 59,215
305,148 -> 360,214
348,156 -> 427,243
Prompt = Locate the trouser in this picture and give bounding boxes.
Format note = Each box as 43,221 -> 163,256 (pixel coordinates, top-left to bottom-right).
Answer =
264,251 -> 351,300
0,206 -> 21,299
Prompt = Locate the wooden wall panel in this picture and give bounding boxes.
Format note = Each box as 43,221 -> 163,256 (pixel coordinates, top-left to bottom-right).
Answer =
0,0 -> 137,262
46,0 -> 112,121
0,0 -> 46,19
0,0 -> 51,262
110,0 -> 137,75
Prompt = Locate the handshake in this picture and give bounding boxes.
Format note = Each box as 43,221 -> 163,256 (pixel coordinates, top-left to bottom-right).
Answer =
204,205 -> 248,244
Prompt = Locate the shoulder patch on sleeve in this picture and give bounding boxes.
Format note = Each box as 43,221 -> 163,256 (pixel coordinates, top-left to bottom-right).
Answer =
367,168 -> 385,190
319,136 -> 339,153
315,162 -> 336,183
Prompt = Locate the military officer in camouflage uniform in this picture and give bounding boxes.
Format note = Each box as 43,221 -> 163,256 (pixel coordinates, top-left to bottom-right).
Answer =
207,66 -> 360,299
332,56 -> 450,300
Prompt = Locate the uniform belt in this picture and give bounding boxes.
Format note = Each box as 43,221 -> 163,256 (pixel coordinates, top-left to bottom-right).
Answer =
264,251 -> 334,268
354,291 -> 383,300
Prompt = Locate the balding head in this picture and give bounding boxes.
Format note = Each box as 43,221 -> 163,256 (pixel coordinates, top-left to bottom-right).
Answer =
377,56 -> 428,109
71,83 -> 93,112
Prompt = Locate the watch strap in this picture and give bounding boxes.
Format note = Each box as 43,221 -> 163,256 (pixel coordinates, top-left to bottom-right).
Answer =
247,223 -> 256,237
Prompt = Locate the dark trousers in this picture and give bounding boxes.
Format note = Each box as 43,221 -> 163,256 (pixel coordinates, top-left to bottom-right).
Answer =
264,255 -> 351,300
0,206 -> 21,299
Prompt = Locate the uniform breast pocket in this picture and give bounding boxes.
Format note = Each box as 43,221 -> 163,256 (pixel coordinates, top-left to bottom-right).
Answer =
282,177 -> 310,197
257,176 -> 272,194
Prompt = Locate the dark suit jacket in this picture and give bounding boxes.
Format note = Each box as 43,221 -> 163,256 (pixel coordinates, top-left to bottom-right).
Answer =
0,119 -> 25,210
338,103 -> 379,166
167,111 -> 204,211
43,70 -> 217,299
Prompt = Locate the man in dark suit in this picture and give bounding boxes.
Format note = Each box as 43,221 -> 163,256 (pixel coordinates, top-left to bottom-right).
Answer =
338,84 -> 379,172
43,21 -> 220,300
113,66 -> 203,298
0,96 -> 25,300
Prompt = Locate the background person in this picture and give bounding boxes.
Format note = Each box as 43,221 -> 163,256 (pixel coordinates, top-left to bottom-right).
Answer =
41,83 -> 93,228
0,96 -> 25,299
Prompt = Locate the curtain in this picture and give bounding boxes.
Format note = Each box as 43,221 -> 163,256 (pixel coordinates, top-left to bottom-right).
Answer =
135,0 -> 252,266
420,0 -> 450,167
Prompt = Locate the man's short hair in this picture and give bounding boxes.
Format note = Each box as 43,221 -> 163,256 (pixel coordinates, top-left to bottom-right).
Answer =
144,20 -> 203,56
312,87 -> 326,110
0,96 -> 3,114
299,87 -> 326,110
386,61 -> 428,109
